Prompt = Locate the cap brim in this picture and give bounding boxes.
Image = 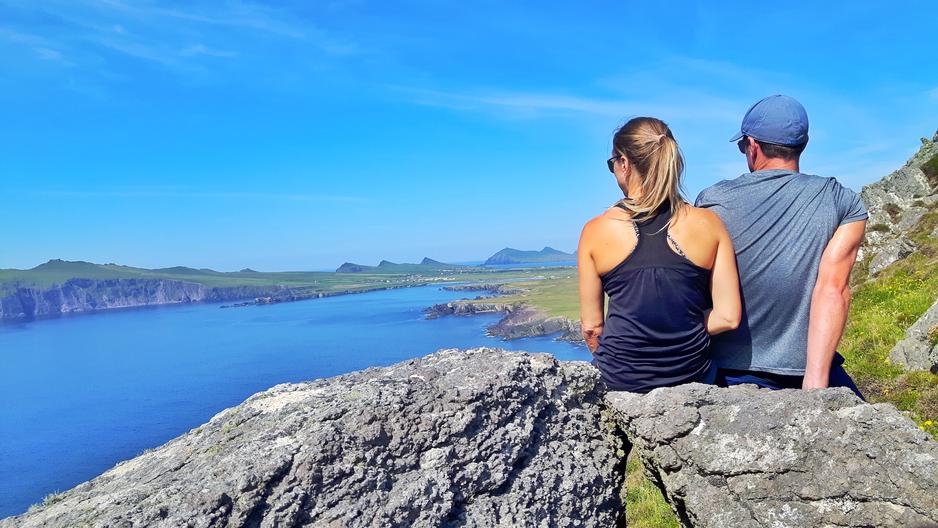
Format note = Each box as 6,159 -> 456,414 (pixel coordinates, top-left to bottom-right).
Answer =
729,131 -> 744,142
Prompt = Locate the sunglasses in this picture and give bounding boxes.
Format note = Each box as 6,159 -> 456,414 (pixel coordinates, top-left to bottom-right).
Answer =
737,137 -> 749,154
606,155 -> 621,173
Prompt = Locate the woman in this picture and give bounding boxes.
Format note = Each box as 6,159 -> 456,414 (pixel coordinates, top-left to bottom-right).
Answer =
578,117 -> 741,393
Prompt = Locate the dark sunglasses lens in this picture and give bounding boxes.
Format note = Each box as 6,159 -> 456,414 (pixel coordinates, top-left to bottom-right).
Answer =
737,139 -> 747,153
607,157 -> 616,173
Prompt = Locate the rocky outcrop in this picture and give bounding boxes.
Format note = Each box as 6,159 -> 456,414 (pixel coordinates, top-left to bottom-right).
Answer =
423,301 -> 514,319
868,238 -> 916,276
425,301 -> 583,343
607,384 -> 938,528
489,306 -> 582,342
890,299 -> 938,373
3,349 -> 626,528
6,350 -> 938,527
441,283 -> 525,295
858,130 -> 938,274
0,279 -> 300,320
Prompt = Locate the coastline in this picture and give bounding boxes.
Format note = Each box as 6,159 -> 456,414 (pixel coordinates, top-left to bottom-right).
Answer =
0,280 -> 435,324
425,282 -> 584,344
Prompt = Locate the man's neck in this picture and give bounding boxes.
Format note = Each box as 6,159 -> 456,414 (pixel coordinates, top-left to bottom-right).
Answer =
752,158 -> 799,172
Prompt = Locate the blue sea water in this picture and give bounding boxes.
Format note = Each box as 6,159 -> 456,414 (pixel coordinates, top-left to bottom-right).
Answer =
0,285 -> 589,517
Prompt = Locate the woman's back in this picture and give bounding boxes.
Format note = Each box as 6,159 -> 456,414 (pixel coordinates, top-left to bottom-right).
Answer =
589,203 -> 715,393
578,115 -> 740,394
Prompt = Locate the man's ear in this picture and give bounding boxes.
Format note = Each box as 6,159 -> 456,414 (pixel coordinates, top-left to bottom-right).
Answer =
748,138 -> 761,160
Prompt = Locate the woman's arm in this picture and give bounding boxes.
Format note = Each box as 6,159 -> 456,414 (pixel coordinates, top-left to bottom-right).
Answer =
705,213 -> 742,335
578,221 -> 605,352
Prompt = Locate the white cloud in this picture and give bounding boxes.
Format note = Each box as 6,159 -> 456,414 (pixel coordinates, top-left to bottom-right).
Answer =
392,85 -> 742,123
34,47 -> 64,61
181,44 -> 237,58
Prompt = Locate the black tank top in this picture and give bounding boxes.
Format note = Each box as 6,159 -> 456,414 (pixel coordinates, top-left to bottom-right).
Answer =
592,204 -> 712,393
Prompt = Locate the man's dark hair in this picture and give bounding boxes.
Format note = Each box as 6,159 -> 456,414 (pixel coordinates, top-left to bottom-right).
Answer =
756,140 -> 806,161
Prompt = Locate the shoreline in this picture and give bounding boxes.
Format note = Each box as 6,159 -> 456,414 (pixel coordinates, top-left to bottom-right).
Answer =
0,281 -> 435,325
425,283 -> 584,344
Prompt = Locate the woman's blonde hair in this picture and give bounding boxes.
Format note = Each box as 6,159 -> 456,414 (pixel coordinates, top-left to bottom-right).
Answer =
612,117 -> 686,222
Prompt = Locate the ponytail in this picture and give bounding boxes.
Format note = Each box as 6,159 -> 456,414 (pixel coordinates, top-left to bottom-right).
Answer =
611,117 -> 686,225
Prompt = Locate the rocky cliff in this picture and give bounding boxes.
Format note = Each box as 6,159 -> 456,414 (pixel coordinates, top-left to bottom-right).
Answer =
5,349 -> 936,527
425,301 -> 582,342
858,130 -> 938,276
0,278 -> 296,320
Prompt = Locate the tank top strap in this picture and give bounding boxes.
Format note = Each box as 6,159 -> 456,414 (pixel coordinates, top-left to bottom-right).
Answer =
635,204 -> 672,237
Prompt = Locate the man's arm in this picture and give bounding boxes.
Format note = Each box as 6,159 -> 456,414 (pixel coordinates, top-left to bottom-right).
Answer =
803,220 -> 866,389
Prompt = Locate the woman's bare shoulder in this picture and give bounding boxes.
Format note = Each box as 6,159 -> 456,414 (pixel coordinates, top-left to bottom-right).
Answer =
583,206 -> 631,233
673,205 -> 729,247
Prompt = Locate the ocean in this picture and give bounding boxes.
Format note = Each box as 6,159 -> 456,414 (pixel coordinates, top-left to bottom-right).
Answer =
0,284 -> 588,517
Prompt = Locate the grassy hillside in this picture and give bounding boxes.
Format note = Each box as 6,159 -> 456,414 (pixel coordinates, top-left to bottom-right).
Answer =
841,200 -> 938,438
0,259 -> 563,298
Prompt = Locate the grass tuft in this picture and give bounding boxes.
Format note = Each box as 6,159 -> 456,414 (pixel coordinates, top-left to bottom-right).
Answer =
625,454 -> 679,528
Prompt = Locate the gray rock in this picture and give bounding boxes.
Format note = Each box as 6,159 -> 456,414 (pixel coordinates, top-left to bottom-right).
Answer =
488,307 -> 582,342
861,133 -> 937,209
890,300 -> 938,372
2,349 -> 625,528
441,283 -> 525,295
868,238 -> 915,276
898,206 -> 928,231
426,302 -> 584,343
607,384 -> 938,528
423,301 -> 513,319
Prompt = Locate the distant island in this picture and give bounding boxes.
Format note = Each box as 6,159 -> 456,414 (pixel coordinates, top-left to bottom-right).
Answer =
335,257 -> 470,273
484,247 -> 575,265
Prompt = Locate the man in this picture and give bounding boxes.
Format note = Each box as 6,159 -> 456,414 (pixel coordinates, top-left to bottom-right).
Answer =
695,94 -> 867,396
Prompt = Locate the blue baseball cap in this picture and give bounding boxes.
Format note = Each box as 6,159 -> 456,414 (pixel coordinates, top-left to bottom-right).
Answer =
730,94 -> 809,146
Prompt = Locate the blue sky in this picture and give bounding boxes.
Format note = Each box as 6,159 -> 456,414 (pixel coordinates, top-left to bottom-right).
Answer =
1,1 -> 936,271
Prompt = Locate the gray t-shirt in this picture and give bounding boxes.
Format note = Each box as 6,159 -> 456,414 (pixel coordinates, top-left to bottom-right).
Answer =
695,169 -> 868,375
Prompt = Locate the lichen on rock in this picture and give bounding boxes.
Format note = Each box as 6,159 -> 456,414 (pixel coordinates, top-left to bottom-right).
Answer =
606,383 -> 938,528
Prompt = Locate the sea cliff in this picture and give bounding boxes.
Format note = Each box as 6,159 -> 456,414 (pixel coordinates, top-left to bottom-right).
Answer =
0,279 -> 299,321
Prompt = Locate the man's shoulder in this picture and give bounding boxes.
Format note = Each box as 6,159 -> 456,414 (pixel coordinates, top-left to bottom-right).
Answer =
695,176 -> 746,207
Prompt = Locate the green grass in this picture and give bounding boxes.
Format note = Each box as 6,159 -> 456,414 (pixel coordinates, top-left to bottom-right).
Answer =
477,270 -> 579,319
625,454 -> 679,528
842,202 -> 938,438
